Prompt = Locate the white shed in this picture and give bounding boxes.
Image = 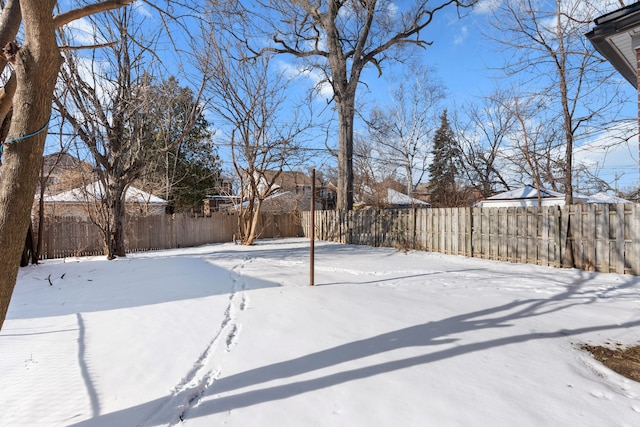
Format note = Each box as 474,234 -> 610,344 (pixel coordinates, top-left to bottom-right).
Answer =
476,185 -> 589,208
586,192 -> 631,204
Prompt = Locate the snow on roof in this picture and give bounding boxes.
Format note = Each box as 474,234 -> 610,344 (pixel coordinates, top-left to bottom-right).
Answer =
386,188 -> 429,205
486,185 -> 565,200
43,182 -> 167,205
481,186 -> 606,206
587,192 -> 631,204
240,190 -> 293,208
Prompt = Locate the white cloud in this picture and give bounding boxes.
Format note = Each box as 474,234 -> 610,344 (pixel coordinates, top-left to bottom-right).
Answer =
574,121 -> 639,189
56,54 -> 115,123
302,68 -> 335,99
277,60 -> 334,100
536,0 -> 633,33
454,25 -> 469,45
63,17 -> 102,46
388,2 -> 399,15
475,1 -> 632,31
278,60 -> 300,80
133,1 -> 153,18
474,0 -> 503,15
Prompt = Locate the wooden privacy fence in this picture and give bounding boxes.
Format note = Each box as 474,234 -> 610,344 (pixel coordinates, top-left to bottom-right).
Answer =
301,203 -> 640,275
38,212 -> 303,259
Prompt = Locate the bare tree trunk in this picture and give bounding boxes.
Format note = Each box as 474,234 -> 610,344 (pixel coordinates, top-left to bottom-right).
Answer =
250,1 -> 474,210
35,169 -> 46,263
405,163 -> 414,199
95,177 -> 128,259
0,0 -> 61,329
20,223 -> 35,267
112,185 -> 127,257
245,199 -> 264,246
556,7 -> 574,268
0,0 -> 133,330
337,99 -> 354,211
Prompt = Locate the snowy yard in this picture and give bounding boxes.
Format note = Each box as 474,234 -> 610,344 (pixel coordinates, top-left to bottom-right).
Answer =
2,237 -> 640,426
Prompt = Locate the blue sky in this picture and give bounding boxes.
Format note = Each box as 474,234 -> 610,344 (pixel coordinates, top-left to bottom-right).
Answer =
50,0 -> 640,193
343,0 -> 640,192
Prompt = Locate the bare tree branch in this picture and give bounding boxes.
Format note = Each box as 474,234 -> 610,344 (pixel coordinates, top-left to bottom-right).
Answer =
53,0 -> 135,28
232,0 -> 477,210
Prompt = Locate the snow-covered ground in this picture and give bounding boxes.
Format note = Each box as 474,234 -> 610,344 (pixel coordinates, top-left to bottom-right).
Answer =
2,238 -> 640,426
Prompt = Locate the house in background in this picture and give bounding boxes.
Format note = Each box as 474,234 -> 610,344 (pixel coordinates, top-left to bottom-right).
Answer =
37,152 -> 95,196
248,190 -> 324,213
203,195 -> 241,214
264,170 -> 336,210
38,181 -> 167,219
586,192 -> 631,204
357,186 -> 431,209
476,185 -> 588,208
202,175 -> 237,214
225,170 -> 336,213
412,183 -> 431,203
476,185 -> 630,208
34,152 -> 168,219
382,188 -> 430,209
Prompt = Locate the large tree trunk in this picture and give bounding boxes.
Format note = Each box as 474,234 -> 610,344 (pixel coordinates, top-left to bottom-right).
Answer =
111,182 -> 127,257
246,198 -> 266,246
35,175 -> 45,263
0,0 -> 62,328
336,99 -> 354,211
99,182 -> 127,259
20,223 -> 35,267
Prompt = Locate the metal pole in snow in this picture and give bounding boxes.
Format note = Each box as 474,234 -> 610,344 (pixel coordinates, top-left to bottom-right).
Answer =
310,168 -> 315,286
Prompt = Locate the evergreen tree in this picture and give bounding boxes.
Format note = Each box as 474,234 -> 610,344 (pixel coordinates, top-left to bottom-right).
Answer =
162,116 -> 221,212
141,77 -> 221,212
428,110 -> 462,207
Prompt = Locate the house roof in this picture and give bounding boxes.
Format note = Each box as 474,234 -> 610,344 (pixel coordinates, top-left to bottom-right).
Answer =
43,152 -> 83,172
263,171 -> 317,188
586,192 -> 631,203
485,185 -> 565,201
241,190 -> 293,208
356,185 -> 430,207
483,185 -> 619,204
43,182 -> 167,205
386,188 -> 429,206
585,1 -> 640,88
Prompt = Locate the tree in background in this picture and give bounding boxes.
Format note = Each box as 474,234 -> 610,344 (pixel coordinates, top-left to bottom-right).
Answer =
56,8 -> 207,258
367,65 -> 445,199
498,91 -> 561,204
139,77 -> 220,213
453,91 -> 515,198
157,131 -> 221,213
428,110 -> 464,207
353,134 -> 400,207
31,149 -> 93,264
489,0 -> 627,205
0,0 -> 134,331
223,0 -> 477,210
200,30 -> 312,245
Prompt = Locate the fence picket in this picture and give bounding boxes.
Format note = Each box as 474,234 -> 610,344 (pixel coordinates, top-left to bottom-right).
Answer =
35,212 -> 302,259
301,203 -> 639,276
36,204 -> 639,275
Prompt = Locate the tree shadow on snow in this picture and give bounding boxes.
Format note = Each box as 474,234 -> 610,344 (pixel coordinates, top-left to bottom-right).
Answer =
68,270 -> 640,426
10,255 -> 280,319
